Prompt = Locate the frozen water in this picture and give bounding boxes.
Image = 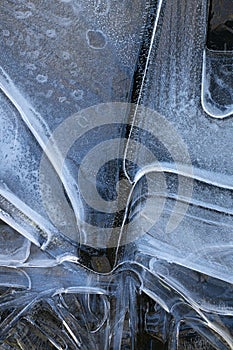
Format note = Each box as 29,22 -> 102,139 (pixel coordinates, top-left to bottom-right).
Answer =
0,0 -> 233,349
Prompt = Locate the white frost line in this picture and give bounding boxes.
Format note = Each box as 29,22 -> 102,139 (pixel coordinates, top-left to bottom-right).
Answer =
0,67 -> 50,146
0,206 -> 40,247
136,0 -> 164,107
0,183 -> 54,247
0,67 -> 82,233
123,0 -> 164,180
134,161 -> 233,191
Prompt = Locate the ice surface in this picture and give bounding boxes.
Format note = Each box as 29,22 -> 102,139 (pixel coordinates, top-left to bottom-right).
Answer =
0,0 -> 233,349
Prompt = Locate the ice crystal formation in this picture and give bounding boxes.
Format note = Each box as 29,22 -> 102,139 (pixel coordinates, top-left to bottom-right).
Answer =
0,0 -> 233,349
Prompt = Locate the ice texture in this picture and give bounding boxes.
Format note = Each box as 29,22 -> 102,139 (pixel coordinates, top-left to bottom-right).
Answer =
0,0 -> 233,349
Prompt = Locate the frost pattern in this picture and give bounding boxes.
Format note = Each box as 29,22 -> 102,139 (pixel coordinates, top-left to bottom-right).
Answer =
0,0 -> 233,349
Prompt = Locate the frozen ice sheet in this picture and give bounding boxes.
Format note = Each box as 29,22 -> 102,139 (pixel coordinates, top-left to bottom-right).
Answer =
0,0 -> 233,349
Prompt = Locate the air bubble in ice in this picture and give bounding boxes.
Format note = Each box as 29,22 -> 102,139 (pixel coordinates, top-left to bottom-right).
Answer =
62,51 -> 71,60
59,96 -> 67,103
72,89 -> 83,100
86,30 -> 107,49
36,74 -> 48,83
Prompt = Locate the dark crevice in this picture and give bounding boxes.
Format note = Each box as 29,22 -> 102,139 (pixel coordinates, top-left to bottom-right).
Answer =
207,0 -> 233,51
129,0 -> 163,106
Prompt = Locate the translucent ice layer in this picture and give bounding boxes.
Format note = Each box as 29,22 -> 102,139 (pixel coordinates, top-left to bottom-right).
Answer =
0,0 -> 233,349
